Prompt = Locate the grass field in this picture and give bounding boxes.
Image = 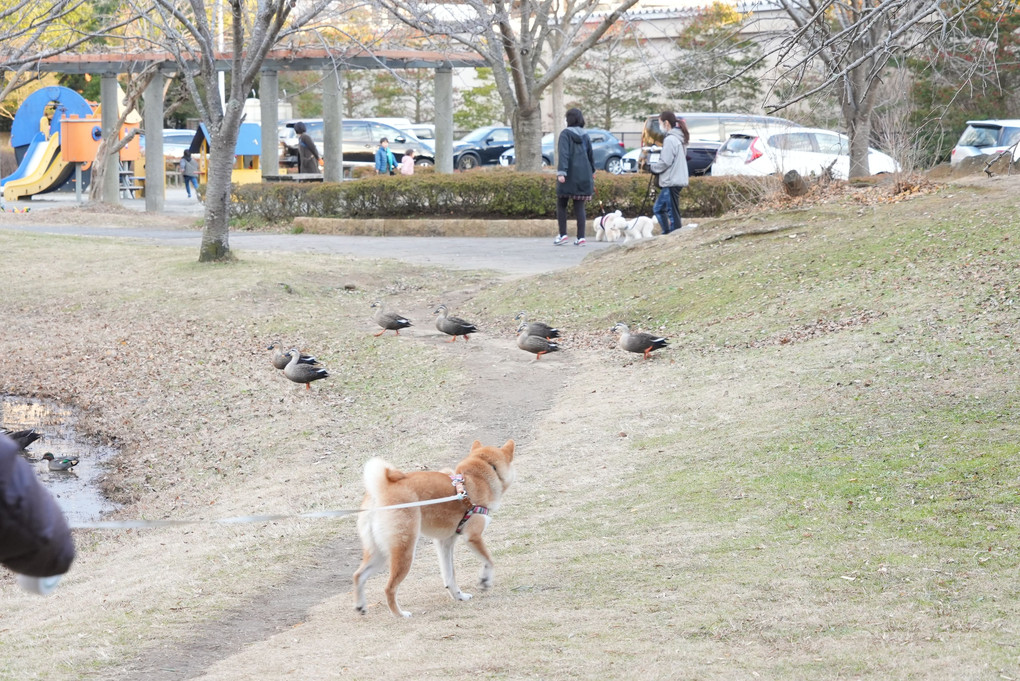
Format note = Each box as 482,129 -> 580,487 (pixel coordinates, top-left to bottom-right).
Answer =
0,174 -> 1017,680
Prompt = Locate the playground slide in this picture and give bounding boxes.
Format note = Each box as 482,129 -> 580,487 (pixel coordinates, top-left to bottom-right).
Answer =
2,134 -> 71,201
1,133 -> 50,188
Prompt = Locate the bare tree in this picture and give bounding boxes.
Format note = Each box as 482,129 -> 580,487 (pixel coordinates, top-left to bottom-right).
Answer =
766,0 -> 986,178
131,0 -> 341,262
376,0 -> 640,171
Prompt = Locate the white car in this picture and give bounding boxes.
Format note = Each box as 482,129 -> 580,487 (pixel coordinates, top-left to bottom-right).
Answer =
950,119 -> 1020,168
712,126 -> 900,179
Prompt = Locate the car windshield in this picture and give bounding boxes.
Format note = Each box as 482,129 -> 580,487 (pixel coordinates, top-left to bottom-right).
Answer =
461,127 -> 501,142
959,125 -> 1001,148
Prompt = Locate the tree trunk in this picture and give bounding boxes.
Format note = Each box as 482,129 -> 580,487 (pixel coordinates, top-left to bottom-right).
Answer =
198,122 -> 241,262
842,58 -> 879,179
513,105 -> 545,172
782,169 -> 809,196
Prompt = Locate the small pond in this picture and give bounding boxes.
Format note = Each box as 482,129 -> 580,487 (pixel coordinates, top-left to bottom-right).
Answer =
2,395 -> 118,525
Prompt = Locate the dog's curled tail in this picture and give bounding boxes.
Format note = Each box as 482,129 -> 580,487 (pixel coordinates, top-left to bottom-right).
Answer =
362,457 -> 406,502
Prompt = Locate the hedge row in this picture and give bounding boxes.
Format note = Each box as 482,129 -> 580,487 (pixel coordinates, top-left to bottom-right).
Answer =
229,169 -> 766,222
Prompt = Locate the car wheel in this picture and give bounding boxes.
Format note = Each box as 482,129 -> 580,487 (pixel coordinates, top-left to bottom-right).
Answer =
605,156 -> 623,175
457,154 -> 479,171
542,156 -> 552,167
415,158 -> 434,166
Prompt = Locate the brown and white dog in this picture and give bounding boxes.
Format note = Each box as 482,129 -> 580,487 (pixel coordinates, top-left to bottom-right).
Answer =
353,439 -> 516,617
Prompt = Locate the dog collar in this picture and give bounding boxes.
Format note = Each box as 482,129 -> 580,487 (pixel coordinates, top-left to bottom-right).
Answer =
456,505 -> 489,534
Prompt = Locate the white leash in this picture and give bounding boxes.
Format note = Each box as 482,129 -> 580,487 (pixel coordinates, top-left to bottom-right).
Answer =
69,492 -> 466,530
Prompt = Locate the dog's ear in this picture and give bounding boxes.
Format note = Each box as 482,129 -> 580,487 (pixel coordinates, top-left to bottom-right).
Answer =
470,439 -> 483,451
501,439 -> 515,460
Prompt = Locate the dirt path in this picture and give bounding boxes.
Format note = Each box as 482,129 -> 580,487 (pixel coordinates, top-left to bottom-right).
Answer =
118,299 -> 570,680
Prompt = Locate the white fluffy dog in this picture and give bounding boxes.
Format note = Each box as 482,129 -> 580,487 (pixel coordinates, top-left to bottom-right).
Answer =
594,210 -> 623,242
621,215 -> 655,243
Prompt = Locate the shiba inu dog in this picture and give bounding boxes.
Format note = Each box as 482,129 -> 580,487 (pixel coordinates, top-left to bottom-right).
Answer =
353,439 -> 516,617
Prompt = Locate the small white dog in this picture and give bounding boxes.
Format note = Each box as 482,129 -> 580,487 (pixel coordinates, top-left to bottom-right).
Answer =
621,215 -> 655,243
594,210 -> 623,242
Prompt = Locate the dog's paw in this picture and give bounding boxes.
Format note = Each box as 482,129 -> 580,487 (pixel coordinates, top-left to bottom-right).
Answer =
456,591 -> 473,601
355,604 -> 367,615
479,577 -> 492,591
399,609 -> 412,618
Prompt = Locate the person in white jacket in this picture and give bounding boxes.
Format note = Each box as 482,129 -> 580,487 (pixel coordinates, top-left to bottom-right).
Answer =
649,111 -> 690,234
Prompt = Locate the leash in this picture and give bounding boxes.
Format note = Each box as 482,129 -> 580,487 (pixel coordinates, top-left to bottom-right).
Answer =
69,492 -> 467,530
638,169 -> 655,217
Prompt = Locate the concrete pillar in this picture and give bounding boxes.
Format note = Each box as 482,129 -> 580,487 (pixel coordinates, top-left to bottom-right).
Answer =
322,67 -> 343,182
143,72 -> 165,212
434,66 -> 453,174
101,73 -> 121,204
260,70 -> 280,177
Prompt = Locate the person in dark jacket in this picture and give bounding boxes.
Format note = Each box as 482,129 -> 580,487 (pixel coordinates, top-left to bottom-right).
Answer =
294,122 -> 321,174
0,432 -> 75,593
553,108 -> 597,246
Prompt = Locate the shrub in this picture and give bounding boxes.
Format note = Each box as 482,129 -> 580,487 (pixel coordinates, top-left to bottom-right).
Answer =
229,169 -> 746,222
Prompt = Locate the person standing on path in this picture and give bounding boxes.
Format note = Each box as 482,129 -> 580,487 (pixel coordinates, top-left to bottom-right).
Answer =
649,111 -> 689,234
375,138 -> 398,175
294,122 -> 321,174
180,150 -> 201,200
553,107 -> 596,246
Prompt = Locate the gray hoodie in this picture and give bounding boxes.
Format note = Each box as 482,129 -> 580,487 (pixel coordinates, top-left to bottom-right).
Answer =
649,127 -> 689,188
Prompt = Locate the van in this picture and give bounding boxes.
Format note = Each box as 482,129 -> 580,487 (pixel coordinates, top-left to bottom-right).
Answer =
279,118 -> 435,168
626,112 -> 797,175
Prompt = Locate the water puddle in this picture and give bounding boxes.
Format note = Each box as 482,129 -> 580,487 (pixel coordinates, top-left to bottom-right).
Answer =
2,395 -> 118,525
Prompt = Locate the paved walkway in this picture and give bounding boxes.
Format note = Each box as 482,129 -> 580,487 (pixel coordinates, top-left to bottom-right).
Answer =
1,188 -> 611,276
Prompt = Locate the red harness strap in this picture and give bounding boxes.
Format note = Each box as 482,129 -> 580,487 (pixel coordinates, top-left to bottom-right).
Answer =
450,474 -> 489,534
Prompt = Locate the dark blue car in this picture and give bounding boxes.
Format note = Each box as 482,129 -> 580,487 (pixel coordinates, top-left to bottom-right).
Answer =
453,125 -> 516,171
498,128 -> 626,174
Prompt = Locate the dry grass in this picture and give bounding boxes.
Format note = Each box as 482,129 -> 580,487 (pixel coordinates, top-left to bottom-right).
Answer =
1,175 -> 1019,680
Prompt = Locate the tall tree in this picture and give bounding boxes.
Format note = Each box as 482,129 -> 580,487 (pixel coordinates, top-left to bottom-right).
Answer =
377,0 -> 641,171
453,67 -> 504,131
564,23 -> 657,130
131,0 -> 338,262
769,0 -> 984,178
669,2 -> 763,112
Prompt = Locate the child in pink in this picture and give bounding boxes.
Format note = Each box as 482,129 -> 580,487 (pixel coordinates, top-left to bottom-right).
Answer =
400,149 -> 415,175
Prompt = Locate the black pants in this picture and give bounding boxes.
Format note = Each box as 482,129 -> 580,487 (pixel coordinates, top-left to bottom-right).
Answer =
557,196 -> 587,239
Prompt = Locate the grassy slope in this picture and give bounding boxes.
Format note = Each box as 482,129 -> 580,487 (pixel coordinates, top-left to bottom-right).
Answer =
0,177 -> 1017,679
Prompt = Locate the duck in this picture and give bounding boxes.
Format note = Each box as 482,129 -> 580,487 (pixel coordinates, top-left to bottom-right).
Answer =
42,452 -> 79,471
268,343 -> 319,370
2,428 -> 42,452
516,322 -> 560,360
611,322 -> 669,359
514,311 -> 560,339
434,304 -> 478,342
371,301 -> 413,337
283,348 -> 330,390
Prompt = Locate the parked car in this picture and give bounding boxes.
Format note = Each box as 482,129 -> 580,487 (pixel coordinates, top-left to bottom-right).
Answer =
950,119 -> 1020,168
139,129 -> 197,159
623,112 -> 798,176
452,125 -> 516,170
712,126 -> 900,179
405,123 -> 435,141
498,128 -> 627,174
279,118 -> 435,168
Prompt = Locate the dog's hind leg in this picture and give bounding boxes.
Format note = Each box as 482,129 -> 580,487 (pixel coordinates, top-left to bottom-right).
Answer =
384,540 -> 416,618
435,535 -> 473,602
352,546 -> 386,615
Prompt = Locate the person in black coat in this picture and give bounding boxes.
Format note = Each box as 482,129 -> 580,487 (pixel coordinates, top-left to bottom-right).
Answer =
294,122 -> 321,174
0,432 -> 75,592
553,107 -> 597,246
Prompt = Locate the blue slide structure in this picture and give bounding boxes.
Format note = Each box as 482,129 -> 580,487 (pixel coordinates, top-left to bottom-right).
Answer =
1,86 -> 93,196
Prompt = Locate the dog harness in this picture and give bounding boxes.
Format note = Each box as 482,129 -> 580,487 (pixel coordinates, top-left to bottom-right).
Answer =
450,474 -> 490,534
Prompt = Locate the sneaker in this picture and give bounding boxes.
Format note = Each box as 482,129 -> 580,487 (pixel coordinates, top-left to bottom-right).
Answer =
553,235 -> 569,245
574,238 -> 586,246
